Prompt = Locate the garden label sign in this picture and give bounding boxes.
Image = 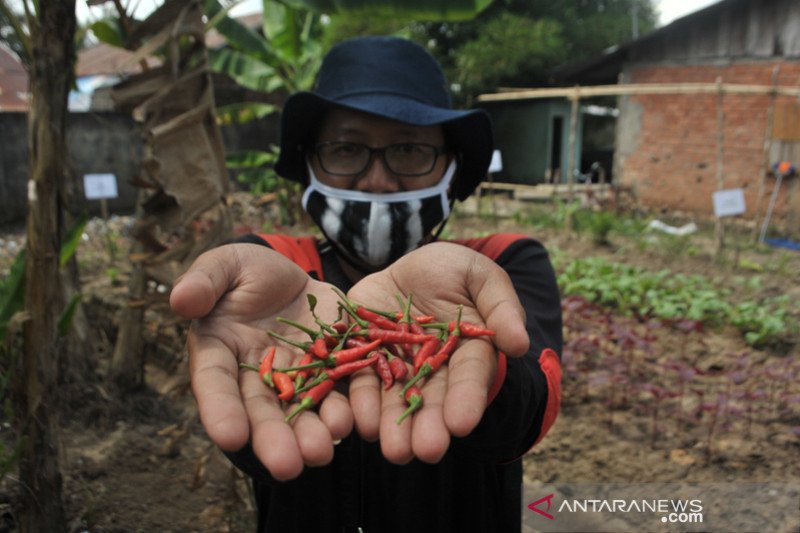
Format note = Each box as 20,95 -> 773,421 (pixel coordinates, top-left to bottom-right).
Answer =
712,188 -> 746,218
83,173 -> 118,200
83,173 -> 118,219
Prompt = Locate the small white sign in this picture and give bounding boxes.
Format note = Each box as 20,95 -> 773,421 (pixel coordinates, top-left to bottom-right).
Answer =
489,150 -> 503,173
712,188 -> 746,217
83,173 -> 118,200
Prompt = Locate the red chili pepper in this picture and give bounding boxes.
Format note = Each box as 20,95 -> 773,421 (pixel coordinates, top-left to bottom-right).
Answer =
258,346 -> 276,386
403,351 -> 450,395
272,371 -> 295,402
412,337 -> 440,372
324,353 -> 379,381
387,353 -> 408,381
448,320 -> 496,338
396,385 -> 423,425
393,312 -> 436,324
396,322 -> 414,359
356,306 -> 398,330
293,352 -> 316,388
375,352 -> 394,390
330,339 -> 382,366
367,328 -> 431,346
285,378 -> 335,423
344,337 -> 370,349
312,337 -> 329,359
331,323 -> 349,334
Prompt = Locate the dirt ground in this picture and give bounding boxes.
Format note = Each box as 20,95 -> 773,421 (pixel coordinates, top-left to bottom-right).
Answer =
0,193 -> 798,532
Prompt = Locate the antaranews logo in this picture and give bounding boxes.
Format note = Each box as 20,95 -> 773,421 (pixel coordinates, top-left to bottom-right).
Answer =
527,493 -> 704,526
527,493 -> 555,520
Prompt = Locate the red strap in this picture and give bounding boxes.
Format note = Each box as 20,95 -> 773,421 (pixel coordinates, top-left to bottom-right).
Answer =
450,233 -> 530,261
255,234 -> 324,280
534,348 -> 562,446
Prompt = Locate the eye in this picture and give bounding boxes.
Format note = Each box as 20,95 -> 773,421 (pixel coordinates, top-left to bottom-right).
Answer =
393,143 -> 425,155
330,142 -> 363,157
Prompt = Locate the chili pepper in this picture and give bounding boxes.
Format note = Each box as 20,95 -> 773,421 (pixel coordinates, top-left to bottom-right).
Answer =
412,336 -> 440,372
393,311 -> 436,324
330,339 -> 382,366
258,346 -> 276,387
367,328 -> 431,346
448,320 -> 496,338
285,378 -> 335,423
396,385 -> 423,425
375,352 -> 394,390
294,352 -> 316,388
387,352 -> 408,382
403,350 -> 450,394
311,337 -> 329,359
331,322 -> 349,334
325,353 -> 379,381
272,372 -> 295,402
296,354 -> 379,395
356,306 -> 398,330
344,337 -> 370,349
395,321 -> 414,359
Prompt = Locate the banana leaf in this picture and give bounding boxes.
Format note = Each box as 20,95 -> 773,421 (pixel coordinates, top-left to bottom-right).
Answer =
283,0 -> 492,20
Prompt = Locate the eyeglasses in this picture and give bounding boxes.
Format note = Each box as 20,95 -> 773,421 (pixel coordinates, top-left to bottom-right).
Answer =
313,142 -> 446,177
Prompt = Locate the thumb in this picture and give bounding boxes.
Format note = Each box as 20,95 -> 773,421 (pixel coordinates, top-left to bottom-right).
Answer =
169,244 -> 241,319
468,256 -> 530,358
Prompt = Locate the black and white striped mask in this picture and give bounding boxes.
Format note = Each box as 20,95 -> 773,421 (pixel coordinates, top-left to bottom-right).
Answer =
302,160 -> 456,271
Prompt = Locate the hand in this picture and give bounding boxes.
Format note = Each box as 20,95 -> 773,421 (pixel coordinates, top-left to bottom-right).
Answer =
345,242 -> 530,464
169,243 -> 353,481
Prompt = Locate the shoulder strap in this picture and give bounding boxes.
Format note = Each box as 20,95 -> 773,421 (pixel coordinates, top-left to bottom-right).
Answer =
255,233 -> 324,281
449,233 -> 530,261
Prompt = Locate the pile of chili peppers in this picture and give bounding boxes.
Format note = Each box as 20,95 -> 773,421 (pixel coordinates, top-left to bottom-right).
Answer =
241,290 -> 496,424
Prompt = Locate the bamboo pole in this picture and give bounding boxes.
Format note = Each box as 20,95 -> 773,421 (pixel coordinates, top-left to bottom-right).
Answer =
566,88 -> 579,202
478,82 -> 800,102
751,66 -> 780,242
714,77 -> 726,258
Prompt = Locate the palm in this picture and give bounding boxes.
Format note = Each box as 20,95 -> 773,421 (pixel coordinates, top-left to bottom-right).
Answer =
345,242 -> 529,464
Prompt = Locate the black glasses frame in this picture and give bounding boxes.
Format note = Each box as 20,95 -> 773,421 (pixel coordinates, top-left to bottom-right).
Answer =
313,141 -> 446,177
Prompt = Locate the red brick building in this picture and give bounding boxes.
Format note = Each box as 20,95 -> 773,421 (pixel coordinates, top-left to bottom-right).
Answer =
557,0 -> 800,228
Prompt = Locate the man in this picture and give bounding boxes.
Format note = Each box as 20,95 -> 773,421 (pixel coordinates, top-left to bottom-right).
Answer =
170,35 -> 562,532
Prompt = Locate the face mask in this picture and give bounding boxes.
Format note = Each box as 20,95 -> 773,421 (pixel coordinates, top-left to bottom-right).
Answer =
302,160 -> 456,271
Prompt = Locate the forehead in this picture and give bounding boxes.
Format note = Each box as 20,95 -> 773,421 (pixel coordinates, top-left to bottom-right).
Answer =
316,107 -> 445,143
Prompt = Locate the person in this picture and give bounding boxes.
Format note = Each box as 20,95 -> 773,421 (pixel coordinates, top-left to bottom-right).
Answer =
170,35 -> 563,532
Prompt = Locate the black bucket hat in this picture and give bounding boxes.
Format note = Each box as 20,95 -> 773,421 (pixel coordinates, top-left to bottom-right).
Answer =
274,35 -> 493,201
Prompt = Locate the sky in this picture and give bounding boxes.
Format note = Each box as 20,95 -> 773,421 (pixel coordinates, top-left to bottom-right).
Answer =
76,0 -> 721,26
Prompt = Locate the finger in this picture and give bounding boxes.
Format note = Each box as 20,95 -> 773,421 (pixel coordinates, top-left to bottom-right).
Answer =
290,409 -> 335,467
170,244 -> 242,319
188,330 -> 250,452
318,389 -> 355,442
410,371 -> 451,463
242,370 -> 305,481
467,255 -> 530,357
349,368 -> 382,441
442,340 -> 497,437
378,384 -> 414,464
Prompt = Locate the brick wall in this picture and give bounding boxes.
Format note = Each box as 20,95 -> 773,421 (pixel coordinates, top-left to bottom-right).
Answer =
616,61 -> 800,228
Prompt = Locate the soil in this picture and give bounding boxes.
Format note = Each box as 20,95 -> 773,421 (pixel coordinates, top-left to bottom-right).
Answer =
0,193 -> 798,532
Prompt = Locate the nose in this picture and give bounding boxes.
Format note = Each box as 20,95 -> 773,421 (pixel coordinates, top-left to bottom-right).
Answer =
355,154 -> 401,193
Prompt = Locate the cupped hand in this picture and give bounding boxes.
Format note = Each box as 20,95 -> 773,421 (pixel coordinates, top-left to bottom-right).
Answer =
345,242 -> 530,464
169,243 -> 353,481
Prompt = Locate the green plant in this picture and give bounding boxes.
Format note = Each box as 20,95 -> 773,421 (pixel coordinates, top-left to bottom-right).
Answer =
556,256 -> 798,346
572,208 -> 617,245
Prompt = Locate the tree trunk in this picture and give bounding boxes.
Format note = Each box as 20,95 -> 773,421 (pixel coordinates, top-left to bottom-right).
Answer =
18,1 -> 75,530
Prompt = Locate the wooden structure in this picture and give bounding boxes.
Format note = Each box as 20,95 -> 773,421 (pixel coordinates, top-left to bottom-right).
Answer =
478,0 -> 800,234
